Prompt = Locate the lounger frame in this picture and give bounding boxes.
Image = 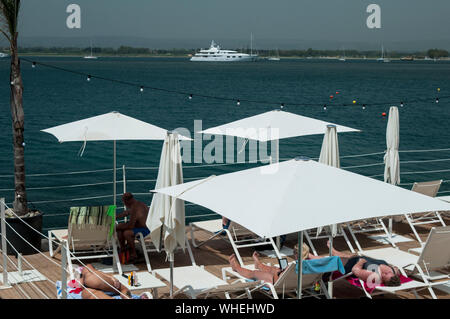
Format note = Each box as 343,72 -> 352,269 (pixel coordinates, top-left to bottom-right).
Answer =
346,217 -> 398,251
405,180 -> 446,245
305,225 -> 356,256
358,226 -> 450,299
190,218 -> 282,266
135,231 -> 196,272
48,206 -> 122,276
222,262 -> 331,299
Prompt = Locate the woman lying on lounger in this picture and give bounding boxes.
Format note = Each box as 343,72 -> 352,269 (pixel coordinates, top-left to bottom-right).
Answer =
74,264 -> 151,299
229,241 -> 401,287
228,243 -> 313,284
324,242 -> 401,287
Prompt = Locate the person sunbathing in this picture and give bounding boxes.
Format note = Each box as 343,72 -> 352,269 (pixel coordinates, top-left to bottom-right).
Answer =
324,241 -> 401,287
73,264 -> 151,299
228,243 -> 314,284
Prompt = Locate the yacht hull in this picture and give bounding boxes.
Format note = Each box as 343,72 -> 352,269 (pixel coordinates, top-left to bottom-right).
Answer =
190,56 -> 256,62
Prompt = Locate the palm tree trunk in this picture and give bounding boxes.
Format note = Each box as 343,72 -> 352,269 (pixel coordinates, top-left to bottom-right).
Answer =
9,31 -> 27,216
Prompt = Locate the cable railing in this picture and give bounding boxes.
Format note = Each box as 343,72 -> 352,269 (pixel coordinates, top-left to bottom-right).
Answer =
1,147 -> 449,232
1,142 -> 450,298
0,200 -> 129,299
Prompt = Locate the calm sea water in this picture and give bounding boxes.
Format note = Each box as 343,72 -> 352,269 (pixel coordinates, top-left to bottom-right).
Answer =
0,57 -> 449,231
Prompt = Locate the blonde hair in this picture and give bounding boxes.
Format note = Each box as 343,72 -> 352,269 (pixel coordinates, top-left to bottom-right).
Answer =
294,243 -> 310,260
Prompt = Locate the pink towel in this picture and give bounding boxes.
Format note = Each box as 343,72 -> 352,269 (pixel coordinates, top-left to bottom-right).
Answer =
332,271 -> 412,294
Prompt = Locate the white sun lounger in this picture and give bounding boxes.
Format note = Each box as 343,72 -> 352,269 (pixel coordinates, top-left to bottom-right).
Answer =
48,205 -> 122,276
405,180 -> 446,245
189,218 -> 282,266
135,231 -> 196,273
331,272 -> 433,299
305,225 -> 355,256
222,262 -> 330,299
113,271 -> 166,298
360,226 -> 450,299
346,217 -> 399,251
154,265 -> 261,299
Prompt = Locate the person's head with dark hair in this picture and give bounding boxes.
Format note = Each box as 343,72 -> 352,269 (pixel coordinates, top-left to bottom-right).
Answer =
121,192 -> 134,206
384,274 -> 401,287
380,266 -> 401,287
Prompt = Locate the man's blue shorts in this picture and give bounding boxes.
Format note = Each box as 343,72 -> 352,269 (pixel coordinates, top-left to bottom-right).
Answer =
133,227 -> 150,237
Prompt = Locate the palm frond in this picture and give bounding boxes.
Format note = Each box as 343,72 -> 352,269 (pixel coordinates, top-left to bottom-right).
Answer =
0,0 -> 20,43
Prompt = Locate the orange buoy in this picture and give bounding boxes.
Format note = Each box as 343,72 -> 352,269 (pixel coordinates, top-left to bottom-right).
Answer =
336,91 -> 340,94
329,95 -> 334,99
382,112 -> 386,117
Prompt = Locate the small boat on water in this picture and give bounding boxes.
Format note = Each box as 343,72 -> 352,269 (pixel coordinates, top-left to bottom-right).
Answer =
338,47 -> 346,62
400,56 -> 414,61
268,48 -> 280,61
377,45 -> 390,63
0,52 -> 8,58
424,56 -> 437,62
84,41 -> 98,60
190,40 -> 257,62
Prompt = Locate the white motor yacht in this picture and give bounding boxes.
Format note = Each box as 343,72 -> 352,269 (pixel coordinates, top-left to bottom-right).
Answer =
190,41 -> 257,62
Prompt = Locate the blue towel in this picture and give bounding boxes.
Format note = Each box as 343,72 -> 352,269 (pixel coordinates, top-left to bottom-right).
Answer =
56,281 -> 82,299
105,291 -> 140,299
295,256 -> 345,275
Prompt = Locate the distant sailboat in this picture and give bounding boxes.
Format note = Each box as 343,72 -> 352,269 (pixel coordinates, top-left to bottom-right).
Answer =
268,48 -> 280,61
249,33 -> 258,61
377,45 -> 390,63
84,41 -> 98,59
338,47 -> 346,61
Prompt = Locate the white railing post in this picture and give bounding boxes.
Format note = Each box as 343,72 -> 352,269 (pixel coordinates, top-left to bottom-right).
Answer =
61,240 -> 67,299
122,165 -> 127,194
18,253 -> 22,277
1,198 -> 9,287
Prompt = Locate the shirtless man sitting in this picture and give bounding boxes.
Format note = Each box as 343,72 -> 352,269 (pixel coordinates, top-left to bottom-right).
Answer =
116,192 -> 149,263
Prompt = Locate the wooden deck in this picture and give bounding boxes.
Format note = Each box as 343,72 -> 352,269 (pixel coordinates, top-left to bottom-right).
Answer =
0,215 -> 449,299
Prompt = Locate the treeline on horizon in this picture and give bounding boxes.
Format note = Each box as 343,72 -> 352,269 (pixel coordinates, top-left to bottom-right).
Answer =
4,46 -> 449,59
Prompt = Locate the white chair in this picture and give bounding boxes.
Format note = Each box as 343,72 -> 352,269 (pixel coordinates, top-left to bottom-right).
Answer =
190,218 -> 282,266
360,226 -> 450,299
154,265 -> 261,299
405,180 -> 446,245
48,205 -> 122,276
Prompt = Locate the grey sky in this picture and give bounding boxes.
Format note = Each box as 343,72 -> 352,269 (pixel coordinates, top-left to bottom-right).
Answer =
12,0 -> 450,50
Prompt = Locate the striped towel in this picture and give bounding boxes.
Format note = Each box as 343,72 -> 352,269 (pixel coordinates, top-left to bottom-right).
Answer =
69,205 -> 116,237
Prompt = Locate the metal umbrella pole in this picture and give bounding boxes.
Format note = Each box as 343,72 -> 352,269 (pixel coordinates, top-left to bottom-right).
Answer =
169,252 -> 174,298
328,233 -> 333,298
113,140 -> 117,206
297,231 -> 303,299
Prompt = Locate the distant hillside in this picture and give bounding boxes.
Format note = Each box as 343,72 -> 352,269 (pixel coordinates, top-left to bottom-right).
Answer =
3,45 -> 448,59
